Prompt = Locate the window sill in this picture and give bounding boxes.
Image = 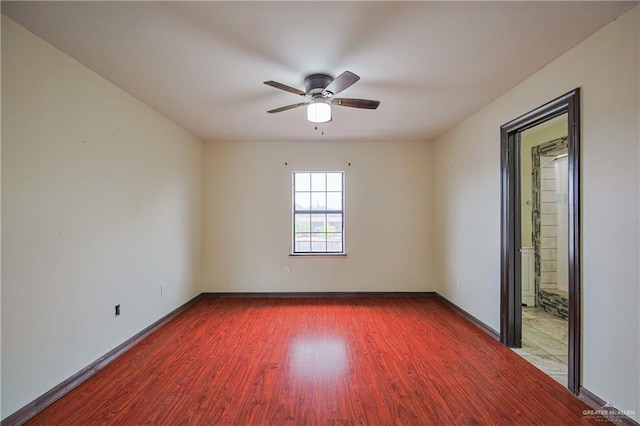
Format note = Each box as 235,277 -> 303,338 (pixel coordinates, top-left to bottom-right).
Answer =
289,252 -> 347,257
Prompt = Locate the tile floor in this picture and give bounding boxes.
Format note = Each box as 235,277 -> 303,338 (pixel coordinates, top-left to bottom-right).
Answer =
511,307 -> 568,387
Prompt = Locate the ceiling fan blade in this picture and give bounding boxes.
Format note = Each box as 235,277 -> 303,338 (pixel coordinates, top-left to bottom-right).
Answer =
267,102 -> 308,113
331,98 -> 380,109
264,80 -> 306,96
322,71 -> 360,96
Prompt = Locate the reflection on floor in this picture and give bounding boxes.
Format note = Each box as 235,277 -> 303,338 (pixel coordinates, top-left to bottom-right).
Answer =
512,307 -> 568,387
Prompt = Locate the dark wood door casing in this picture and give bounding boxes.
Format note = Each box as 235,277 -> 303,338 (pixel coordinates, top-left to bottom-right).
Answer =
500,88 -> 581,394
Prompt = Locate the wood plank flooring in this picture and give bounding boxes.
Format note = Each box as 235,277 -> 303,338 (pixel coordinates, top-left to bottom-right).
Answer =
26,298 -> 602,425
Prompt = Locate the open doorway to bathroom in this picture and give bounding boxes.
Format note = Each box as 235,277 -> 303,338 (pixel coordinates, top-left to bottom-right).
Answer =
500,89 -> 580,394
514,114 -> 569,387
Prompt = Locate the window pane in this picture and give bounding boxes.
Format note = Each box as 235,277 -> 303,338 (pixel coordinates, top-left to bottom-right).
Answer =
311,192 -> 326,210
295,192 -> 310,210
295,173 -> 310,191
311,233 -> 327,252
295,233 -> 311,252
327,233 -> 343,252
326,192 -> 342,210
292,171 -> 344,254
327,173 -> 342,191
311,173 -> 326,191
295,214 -> 311,233
311,214 -> 326,232
327,214 -> 342,232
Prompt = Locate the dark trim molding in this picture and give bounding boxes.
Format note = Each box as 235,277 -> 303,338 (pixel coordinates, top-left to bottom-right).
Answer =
579,387 -> 639,426
202,291 -> 437,299
1,294 -> 203,426
500,88 -> 581,394
434,294 -> 500,341
579,386 -> 608,412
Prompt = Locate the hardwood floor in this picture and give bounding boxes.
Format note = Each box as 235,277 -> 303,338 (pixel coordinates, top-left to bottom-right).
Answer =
26,298 -> 602,425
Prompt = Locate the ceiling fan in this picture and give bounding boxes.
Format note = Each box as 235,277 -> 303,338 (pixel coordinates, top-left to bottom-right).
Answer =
264,71 -> 380,123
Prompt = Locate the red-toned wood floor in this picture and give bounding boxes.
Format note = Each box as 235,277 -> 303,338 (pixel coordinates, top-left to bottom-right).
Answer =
26,298 -> 602,425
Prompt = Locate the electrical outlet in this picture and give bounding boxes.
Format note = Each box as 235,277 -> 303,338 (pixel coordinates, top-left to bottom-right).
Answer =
456,276 -> 462,288
115,304 -> 121,316
161,284 -> 165,296
284,267 -> 290,277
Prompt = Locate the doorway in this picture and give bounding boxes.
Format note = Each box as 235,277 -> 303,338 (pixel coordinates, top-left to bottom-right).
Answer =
499,89 -> 581,394
516,115 -> 569,386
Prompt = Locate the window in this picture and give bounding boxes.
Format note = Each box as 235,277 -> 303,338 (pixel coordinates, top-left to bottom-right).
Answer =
292,172 -> 344,254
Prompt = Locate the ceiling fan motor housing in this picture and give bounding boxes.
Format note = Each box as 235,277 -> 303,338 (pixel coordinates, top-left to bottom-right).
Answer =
305,74 -> 333,95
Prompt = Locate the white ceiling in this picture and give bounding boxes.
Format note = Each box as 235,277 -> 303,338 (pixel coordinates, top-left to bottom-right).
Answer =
2,1 -> 636,142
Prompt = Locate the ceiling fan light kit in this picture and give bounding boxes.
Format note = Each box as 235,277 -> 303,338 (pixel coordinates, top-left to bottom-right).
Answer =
264,71 -> 380,124
307,100 -> 331,123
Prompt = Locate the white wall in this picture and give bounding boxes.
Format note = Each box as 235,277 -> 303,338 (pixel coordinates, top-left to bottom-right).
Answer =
1,16 -> 203,419
433,6 -> 639,420
202,140 -> 434,293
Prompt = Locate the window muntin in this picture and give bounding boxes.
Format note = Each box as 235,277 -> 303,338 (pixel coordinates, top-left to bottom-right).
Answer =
293,172 -> 344,254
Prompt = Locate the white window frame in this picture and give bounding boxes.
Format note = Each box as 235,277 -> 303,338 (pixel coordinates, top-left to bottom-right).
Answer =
291,171 -> 345,255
